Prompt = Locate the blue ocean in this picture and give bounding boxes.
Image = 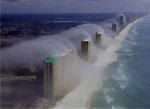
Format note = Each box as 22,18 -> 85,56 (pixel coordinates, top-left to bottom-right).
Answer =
91,16 -> 150,108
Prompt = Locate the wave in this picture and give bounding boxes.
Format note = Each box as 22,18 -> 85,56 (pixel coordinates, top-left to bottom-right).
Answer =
104,88 -> 114,103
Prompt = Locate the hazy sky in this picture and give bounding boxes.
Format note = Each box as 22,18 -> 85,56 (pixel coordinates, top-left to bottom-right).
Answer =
1,0 -> 150,13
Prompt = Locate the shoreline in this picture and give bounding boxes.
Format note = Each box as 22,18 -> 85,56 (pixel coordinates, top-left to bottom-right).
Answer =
87,17 -> 143,109
51,18 -> 143,109
49,18 -> 143,109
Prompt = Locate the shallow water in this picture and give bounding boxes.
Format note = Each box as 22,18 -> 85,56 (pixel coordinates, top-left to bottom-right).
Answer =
91,16 -> 150,109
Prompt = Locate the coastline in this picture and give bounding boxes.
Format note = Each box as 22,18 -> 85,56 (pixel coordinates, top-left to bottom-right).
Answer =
88,17 -> 143,109
51,18 -> 143,109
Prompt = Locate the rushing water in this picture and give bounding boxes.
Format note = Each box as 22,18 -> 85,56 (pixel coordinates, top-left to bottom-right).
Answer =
91,16 -> 150,109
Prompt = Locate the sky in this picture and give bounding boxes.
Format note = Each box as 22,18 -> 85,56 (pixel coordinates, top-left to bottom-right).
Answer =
1,0 -> 150,13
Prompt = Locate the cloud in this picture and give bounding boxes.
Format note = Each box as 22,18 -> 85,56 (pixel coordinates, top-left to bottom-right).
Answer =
1,0 -> 150,13
4,0 -> 30,3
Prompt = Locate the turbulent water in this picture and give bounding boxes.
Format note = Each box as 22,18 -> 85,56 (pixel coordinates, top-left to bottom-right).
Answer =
91,16 -> 150,109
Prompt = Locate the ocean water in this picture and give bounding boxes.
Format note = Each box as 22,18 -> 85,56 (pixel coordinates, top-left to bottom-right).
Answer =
91,16 -> 150,108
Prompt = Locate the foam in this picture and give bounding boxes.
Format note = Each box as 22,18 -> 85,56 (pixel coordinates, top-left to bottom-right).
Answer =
104,88 -> 114,103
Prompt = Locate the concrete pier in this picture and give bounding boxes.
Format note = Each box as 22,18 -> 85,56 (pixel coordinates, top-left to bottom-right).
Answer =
95,32 -> 101,48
